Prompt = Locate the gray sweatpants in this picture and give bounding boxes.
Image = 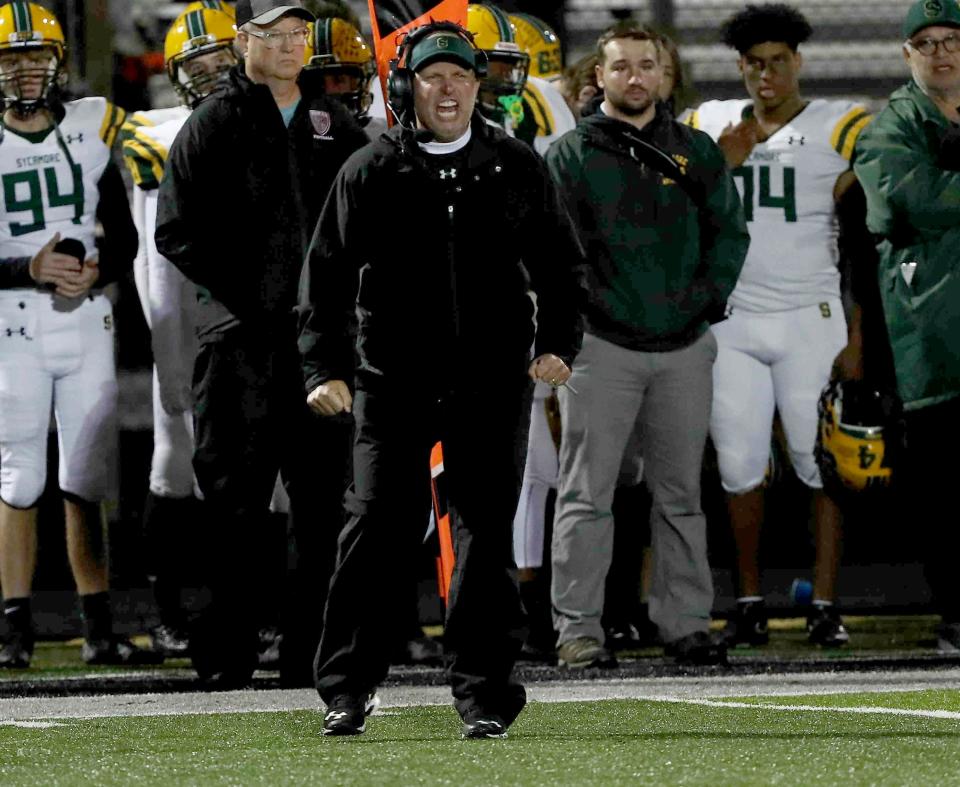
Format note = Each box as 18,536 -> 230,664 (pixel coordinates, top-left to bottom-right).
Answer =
551,330 -> 717,645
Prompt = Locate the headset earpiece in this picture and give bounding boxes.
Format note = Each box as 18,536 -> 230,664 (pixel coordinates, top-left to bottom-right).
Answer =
386,56 -> 415,126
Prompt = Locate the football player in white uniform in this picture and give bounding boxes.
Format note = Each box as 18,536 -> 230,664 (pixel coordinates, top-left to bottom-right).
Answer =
685,3 -> 871,648
508,12 -> 576,155
119,1 -> 238,659
0,1 -> 154,668
466,5 -> 576,155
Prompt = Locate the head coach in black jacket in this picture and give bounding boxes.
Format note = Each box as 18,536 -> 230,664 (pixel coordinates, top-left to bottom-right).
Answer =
298,21 -> 586,739
154,0 -> 369,689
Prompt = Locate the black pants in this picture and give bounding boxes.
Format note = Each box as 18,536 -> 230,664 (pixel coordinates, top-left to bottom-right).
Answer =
903,397 -> 960,623
316,378 -> 531,724
190,326 -> 351,682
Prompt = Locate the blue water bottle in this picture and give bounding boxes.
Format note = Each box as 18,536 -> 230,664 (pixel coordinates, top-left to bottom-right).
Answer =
790,578 -> 813,606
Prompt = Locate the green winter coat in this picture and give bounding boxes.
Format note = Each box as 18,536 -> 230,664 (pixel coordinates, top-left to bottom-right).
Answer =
854,80 -> 960,410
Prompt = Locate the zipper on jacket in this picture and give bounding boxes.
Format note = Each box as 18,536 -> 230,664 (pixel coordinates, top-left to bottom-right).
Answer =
447,202 -> 460,342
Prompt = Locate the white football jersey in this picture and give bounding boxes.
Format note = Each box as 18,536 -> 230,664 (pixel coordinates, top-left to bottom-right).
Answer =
523,75 -> 576,155
686,98 -> 871,312
0,97 -> 125,260
120,106 -> 190,192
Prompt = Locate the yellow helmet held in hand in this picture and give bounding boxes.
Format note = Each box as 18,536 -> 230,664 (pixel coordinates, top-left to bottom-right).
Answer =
305,17 -> 375,121
509,12 -> 562,80
165,2 -> 237,107
816,380 -> 900,497
0,1 -> 66,113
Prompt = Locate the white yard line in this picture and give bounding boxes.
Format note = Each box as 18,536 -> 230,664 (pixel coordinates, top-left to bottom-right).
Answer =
2,669 -> 960,724
654,696 -> 960,721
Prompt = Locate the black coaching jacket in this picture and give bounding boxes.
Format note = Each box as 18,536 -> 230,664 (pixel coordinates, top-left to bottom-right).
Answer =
297,113 -> 587,395
155,65 -> 368,341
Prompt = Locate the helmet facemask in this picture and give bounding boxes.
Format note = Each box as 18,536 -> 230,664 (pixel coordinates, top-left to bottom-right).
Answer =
307,55 -> 375,121
169,41 -> 237,108
0,42 -> 63,116
478,49 -> 529,124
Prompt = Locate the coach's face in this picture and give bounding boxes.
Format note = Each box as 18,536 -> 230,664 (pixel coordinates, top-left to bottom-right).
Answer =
904,24 -> 960,99
413,59 -> 480,142
238,14 -> 307,84
596,37 -> 662,117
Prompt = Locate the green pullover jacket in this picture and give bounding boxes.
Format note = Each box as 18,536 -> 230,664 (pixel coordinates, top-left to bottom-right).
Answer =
545,104 -> 749,352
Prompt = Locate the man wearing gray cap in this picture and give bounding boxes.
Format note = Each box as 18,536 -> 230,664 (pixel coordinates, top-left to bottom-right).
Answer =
299,21 -> 585,739
155,0 -> 368,688
853,0 -> 960,651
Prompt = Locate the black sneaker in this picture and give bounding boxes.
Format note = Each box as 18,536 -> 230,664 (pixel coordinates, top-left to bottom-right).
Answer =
322,692 -> 380,736
722,599 -> 769,647
937,622 -> 960,652
664,631 -> 728,666
461,714 -> 508,740
807,605 -> 849,647
81,637 -> 165,666
396,636 -> 444,666
151,625 -> 189,658
556,636 -> 617,669
0,630 -> 33,669
258,627 -> 281,669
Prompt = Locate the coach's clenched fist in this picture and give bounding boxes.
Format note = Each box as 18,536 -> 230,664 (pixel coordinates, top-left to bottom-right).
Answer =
307,379 -> 353,416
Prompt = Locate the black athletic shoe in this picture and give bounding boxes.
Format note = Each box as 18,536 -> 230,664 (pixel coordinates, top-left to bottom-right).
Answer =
322,692 -> 380,737
664,631 -> 728,666
461,712 -> 508,740
397,636 -> 444,666
556,636 -> 617,669
257,627 -> 281,669
721,599 -> 770,647
151,625 -> 189,658
937,622 -> 960,652
807,605 -> 849,647
81,637 -> 165,666
0,630 -> 33,669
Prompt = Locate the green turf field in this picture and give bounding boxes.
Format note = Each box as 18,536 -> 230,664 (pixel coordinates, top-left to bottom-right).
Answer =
2,689 -> 959,786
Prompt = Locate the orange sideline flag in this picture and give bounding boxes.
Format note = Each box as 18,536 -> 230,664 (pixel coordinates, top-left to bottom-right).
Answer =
366,0 -> 468,125
430,441 -> 455,603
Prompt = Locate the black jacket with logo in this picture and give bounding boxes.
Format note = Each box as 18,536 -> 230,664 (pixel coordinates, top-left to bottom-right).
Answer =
155,65 -> 368,340
297,114 -> 586,395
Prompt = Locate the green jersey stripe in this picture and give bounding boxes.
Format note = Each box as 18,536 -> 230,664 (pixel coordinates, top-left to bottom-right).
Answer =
833,110 -> 869,157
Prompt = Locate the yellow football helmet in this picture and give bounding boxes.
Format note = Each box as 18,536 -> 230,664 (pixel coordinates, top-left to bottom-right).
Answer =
816,380 -> 899,496
304,17 -> 375,121
509,12 -> 561,80
165,2 -> 237,107
466,3 -> 529,117
0,1 -> 66,113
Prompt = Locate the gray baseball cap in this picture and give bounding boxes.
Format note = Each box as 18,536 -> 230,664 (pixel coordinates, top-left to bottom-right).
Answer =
236,0 -> 314,28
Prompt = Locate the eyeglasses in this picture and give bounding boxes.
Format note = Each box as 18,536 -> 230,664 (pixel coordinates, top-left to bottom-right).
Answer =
244,27 -> 310,49
906,33 -> 960,57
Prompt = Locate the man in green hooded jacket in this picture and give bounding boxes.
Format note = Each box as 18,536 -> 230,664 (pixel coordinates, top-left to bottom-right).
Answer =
545,20 -> 749,669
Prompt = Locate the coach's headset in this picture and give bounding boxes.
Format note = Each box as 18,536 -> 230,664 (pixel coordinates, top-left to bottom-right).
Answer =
387,21 -> 488,128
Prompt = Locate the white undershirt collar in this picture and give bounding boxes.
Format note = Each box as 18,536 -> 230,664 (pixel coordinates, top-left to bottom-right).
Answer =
418,126 -> 472,155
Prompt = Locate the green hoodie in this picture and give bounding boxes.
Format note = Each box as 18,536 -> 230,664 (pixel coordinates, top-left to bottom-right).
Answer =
854,80 -> 960,410
545,104 -> 749,351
